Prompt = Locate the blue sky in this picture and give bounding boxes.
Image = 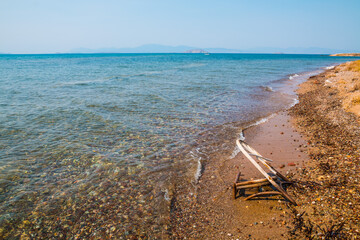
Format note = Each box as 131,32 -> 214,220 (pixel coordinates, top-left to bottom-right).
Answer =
0,0 -> 359,53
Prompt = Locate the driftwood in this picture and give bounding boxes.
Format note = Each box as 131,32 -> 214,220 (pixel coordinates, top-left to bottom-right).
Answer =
234,140 -> 297,205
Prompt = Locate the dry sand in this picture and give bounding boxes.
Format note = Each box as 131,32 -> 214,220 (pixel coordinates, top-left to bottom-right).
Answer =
287,60 -> 360,239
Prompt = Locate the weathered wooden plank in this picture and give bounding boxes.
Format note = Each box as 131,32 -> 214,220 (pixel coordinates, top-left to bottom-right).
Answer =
235,176 -> 278,186
235,181 -> 271,189
244,191 -> 282,201
236,140 -> 297,205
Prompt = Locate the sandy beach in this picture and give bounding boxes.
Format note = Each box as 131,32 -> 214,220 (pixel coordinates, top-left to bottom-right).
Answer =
170,112 -> 309,239
171,60 -> 360,239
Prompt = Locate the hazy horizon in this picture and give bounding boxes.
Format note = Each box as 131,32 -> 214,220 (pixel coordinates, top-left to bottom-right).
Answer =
1,0 -> 359,54
1,44 -> 357,55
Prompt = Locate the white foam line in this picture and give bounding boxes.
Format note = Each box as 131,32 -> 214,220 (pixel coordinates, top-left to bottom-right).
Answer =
194,157 -> 202,183
230,143 -> 241,159
249,113 -> 276,129
190,148 -> 203,184
230,114 -> 276,159
289,97 -> 299,108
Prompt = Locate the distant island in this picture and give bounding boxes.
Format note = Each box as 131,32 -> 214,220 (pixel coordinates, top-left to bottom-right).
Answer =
183,49 -> 209,54
330,53 -> 360,57
70,44 -> 240,54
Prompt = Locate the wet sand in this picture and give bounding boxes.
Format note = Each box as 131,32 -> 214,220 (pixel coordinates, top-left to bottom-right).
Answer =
170,111 -> 309,239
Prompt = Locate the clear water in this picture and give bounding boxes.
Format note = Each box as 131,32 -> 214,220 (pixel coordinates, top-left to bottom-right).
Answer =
0,53 -> 357,238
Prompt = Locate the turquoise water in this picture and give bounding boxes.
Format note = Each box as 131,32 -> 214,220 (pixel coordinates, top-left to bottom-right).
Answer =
0,53 -> 357,238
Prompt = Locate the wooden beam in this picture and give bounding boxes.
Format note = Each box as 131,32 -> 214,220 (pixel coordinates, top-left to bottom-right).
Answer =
236,140 -> 297,205
244,191 -> 282,201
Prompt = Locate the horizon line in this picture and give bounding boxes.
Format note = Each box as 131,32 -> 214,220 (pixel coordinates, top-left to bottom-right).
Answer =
0,52 -> 345,55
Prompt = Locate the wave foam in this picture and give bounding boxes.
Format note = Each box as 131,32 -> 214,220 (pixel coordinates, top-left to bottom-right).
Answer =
248,114 -> 275,128
289,98 -> 299,108
260,86 -> 274,92
230,114 -> 275,159
190,148 -> 203,184
289,74 -> 299,80
230,132 -> 244,159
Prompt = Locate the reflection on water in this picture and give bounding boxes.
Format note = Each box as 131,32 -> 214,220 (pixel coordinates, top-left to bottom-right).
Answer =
0,53 -> 353,238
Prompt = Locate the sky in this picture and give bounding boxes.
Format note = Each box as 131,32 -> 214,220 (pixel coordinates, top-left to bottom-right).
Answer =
0,0 -> 359,54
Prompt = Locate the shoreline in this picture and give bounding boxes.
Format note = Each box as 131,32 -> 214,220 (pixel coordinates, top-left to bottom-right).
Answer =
170,110 -> 308,239
171,60 -> 360,239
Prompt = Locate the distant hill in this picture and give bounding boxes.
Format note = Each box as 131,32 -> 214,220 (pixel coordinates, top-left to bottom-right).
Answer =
205,48 -> 242,53
71,45 -> 242,54
70,44 -> 195,53
69,44 -> 359,54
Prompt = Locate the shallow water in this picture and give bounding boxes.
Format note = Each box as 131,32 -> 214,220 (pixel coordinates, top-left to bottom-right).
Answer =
0,53 -> 357,238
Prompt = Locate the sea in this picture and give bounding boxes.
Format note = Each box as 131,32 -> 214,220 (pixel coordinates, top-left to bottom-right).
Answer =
0,53 -> 357,238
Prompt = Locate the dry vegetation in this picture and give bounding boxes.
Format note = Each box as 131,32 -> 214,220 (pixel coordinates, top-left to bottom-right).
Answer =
323,61 -> 360,117
346,60 -> 360,72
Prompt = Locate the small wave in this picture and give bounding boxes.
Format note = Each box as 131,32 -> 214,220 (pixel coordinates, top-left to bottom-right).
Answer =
176,63 -> 206,70
57,79 -> 106,87
325,66 -> 335,70
230,131 -> 244,159
230,147 -> 241,159
260,86 -> 274,92
107,71 -> 164,80
247,114 -> 275,129
289,74 -> 299,80
230,114 -> 275,159
289,98 -> 299,108
194,158 -> 202,183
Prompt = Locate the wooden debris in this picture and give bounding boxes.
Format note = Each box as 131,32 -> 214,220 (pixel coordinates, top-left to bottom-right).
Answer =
234,140 -> 297,205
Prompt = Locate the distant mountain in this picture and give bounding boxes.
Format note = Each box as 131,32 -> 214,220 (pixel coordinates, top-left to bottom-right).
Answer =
70,44 -> 358,54
205,48 -> 243,53
70,44 -> 196,53
71,45 -> 243,54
